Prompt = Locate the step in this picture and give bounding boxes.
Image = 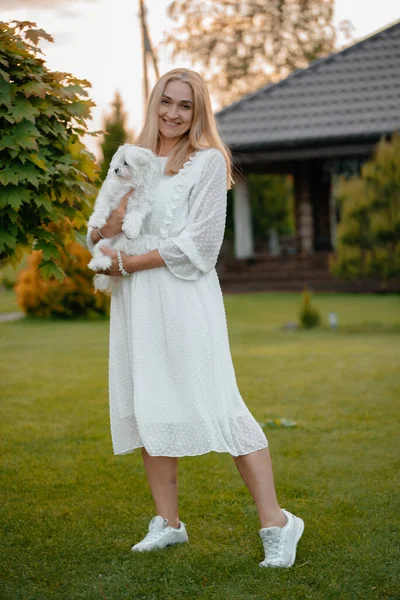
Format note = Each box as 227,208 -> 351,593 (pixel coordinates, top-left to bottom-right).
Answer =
219,277 -> 398,293
218,258 -> 331,273
218,271 -> 337,283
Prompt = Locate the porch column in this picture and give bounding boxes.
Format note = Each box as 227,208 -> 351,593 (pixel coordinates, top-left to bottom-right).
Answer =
233,174 -> 254,259
311,160 -> 333,251
294,166 -> 314,254
330,181 -> 337,249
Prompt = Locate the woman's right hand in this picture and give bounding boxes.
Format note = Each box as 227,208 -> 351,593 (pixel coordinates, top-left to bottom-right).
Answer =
92,189 -> 133,241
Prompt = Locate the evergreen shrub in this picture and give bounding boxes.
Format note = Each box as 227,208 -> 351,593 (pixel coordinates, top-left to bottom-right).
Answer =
299,289 -> 321,329
331,132 -> 400,281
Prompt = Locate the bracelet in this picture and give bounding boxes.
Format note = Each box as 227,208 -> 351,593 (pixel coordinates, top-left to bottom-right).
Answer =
117,250 -> 129,277
96,228 -> 106,240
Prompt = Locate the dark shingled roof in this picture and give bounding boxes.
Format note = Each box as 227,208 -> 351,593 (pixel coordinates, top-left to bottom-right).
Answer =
216,21 -> 400,151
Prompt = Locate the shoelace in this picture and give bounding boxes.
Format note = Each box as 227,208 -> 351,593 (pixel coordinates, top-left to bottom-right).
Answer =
262,534 -> 283,563
139,528 -> 168,545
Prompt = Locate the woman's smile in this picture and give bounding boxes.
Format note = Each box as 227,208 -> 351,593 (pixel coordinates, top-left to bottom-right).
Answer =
158,79 -> 194,143
163,119 -> 181,128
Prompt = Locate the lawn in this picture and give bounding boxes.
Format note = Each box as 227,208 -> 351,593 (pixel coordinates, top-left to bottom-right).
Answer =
1,293 -> 399,600
0,287 -> 20,314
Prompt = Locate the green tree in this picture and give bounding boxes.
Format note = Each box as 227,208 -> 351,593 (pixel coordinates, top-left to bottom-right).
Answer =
248,174 -> 294,241
163,0 -> 353,105
99,91 -> 132,181
0,21 -> 98,279
223,175 -> 294,245
331,133 -> 400,282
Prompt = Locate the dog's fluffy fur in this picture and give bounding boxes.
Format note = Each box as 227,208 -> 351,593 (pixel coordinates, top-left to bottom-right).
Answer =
87,144 -> 160,292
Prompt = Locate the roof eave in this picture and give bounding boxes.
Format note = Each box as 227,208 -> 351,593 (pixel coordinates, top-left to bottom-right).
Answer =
225,130 -> 395,154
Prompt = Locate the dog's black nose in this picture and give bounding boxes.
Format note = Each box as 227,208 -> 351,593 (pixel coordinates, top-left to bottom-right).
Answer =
114,167 -> 119,174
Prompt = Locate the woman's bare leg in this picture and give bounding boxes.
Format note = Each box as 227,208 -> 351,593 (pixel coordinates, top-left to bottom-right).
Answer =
141,448 -> 180,528
233,448 -> 287,528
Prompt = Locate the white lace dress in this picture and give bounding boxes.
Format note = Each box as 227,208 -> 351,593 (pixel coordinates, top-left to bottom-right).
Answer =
87,148 -> 268,457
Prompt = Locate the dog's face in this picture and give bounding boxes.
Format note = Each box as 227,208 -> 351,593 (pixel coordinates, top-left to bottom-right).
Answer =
109,145 -> 156,182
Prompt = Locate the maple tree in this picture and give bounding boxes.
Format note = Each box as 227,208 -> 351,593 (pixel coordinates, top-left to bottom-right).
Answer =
0,21 -> 98,279
163,0 -> 352,105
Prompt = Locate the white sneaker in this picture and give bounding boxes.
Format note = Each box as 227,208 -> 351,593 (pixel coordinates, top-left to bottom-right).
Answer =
259,509 -> 304,568
131,515 -> 189,552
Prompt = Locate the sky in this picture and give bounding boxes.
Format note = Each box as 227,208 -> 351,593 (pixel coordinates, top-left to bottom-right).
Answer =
1,0 -> 399,158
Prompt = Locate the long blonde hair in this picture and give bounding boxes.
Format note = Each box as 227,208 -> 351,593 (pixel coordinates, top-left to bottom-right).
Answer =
135,68 -> 232,188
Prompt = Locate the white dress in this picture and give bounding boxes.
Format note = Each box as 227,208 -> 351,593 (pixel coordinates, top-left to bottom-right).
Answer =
88,148 -> 268,457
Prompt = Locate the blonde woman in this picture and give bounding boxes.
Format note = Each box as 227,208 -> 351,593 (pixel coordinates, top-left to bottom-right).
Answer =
87,69 -> 304,568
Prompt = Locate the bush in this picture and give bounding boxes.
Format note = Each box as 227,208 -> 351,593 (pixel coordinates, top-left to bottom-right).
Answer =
15,243 -> 109,319
331,132 -> 400,281
299,289 -> 321,329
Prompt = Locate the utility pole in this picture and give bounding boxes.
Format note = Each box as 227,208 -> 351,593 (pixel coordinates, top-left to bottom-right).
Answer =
138,0 -> 160,112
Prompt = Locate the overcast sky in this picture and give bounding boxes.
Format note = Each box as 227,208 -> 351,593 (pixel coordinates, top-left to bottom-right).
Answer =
1,0 -> 399,157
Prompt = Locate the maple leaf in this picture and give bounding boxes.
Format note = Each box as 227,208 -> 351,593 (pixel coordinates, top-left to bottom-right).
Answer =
24,28 -> 54,46
9,95 -> 40,123
38,260 -> 65,281
22,81 -> 47,99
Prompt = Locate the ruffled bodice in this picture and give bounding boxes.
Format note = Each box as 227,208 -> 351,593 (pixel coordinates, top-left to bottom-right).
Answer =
142,156 -> 173,235
87,148 -> 228,281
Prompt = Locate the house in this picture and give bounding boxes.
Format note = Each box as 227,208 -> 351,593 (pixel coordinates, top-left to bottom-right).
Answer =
216,20 -> 400,291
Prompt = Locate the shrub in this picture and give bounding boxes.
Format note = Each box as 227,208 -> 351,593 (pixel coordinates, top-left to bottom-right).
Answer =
299,289 -> 321,329
331,132 -> 400,281
15,243 -> 109,319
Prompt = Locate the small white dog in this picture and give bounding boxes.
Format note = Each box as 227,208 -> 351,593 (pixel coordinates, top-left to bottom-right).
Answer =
87,144 -> 160,292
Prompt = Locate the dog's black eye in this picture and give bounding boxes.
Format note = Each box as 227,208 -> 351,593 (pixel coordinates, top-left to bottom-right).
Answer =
123,161 -> 128,166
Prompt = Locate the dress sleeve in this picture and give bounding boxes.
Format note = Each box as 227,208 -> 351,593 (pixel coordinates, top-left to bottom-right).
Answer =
157,150 -> 227,280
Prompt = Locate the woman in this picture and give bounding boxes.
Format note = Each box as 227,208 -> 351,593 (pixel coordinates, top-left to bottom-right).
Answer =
87,69 -> 304,568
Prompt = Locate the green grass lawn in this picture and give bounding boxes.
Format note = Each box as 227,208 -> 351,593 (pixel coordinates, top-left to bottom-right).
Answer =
0,253 -> 27,313
1,293 -> 399,600
0,287 -> 20,314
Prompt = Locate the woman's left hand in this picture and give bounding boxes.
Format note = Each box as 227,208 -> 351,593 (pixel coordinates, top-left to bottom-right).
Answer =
100,247 -> 121,276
